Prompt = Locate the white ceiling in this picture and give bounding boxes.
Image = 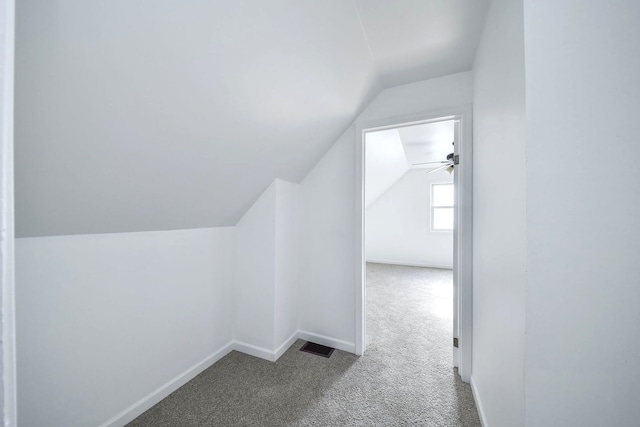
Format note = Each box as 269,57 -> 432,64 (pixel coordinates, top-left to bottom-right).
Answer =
356,0 -> 489,87
398,120 -> 455,167
14,0 -> 489,237
365,129 -> 409,208
365,120 -> 454,208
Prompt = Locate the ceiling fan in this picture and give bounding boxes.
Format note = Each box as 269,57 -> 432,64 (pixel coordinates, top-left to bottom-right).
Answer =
411,143 -> 455,174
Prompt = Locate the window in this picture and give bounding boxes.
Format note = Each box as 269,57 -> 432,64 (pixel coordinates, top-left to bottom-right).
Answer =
431,183 -> 454,231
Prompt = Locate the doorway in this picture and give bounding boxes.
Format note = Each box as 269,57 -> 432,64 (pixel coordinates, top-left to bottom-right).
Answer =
354,107 -> 472,382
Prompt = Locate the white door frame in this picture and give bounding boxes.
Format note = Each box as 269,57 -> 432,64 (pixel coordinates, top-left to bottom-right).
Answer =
354,105 -> 473,382
0,0 -> 17,423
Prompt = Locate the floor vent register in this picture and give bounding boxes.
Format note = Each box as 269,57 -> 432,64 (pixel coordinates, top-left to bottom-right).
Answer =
300,341 -> 335,358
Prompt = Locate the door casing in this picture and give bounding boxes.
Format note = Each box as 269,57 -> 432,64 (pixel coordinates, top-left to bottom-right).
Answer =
354,105 -> 473,382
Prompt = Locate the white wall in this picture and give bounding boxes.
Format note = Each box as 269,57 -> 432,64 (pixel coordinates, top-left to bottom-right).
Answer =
16,177 -> 302,427
299,72 -> 473,350
16,228 -> 235,427
274,180 -> 300,354
234,182 -> 277,353
233,179 -> 301,360
366,169 -> 453,268
0,0 -> 17,424
470,0 -> 526,426
523,2 -> 640,426
364,128 -> 409,208
299,127 -> 358,350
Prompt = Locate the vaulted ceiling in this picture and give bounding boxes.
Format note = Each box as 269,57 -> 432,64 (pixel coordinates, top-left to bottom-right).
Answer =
365,120 -> 455,208
15,0 -> 489,237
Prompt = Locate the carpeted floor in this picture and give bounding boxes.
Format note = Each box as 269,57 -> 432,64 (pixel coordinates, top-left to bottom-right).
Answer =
128,263 -> 481,426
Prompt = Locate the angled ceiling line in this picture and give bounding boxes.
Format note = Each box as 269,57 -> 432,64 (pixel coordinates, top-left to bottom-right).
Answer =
352,0 -> 377,68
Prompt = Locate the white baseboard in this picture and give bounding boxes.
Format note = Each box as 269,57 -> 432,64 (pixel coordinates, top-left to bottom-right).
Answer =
233,332 -> 298,363
99,331 -> 355,426
366,259 -> 453,270
98,342 -> 234,427
234,330 -> 354,362
233,340 -> 277,362
297,330 -> 355,353
274,331 -> 299,360
470,375 -> 487,427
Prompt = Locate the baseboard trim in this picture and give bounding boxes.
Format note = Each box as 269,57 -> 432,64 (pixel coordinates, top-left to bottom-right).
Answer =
99,331 -> 355,426
98,342 -> 234,427
470,375 -> 488,427
234,331 -> 353,362
274,331 -> 299,360
297,330 -> 355,353
233,340 -> 277,362
366,259 -> 453,270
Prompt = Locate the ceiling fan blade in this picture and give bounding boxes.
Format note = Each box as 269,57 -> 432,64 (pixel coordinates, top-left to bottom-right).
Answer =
427,164 -> 451,174
411,161 -> 448,166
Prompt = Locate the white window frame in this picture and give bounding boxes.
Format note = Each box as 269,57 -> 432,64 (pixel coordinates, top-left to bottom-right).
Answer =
431,182 -> 454,232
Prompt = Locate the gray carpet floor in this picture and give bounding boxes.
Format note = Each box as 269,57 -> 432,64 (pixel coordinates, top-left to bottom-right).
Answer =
128,263 -> 481,426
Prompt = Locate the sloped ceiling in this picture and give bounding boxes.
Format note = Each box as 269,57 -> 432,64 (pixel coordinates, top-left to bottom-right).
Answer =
365,129 -> 409,208
356,0 -> 490,87
15,0 -> 489,237
399,120 -> 455,167
365,120 -> 454,208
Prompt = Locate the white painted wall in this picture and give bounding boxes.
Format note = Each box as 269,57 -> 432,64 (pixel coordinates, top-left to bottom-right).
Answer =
234,182 -> 277,353
274,180 -> 301,354
470,0 -> 526,426
16,228 -> 235,427
16,178 -> 301,427
366,169 -> 453,269
233,179 -> 301,360
523,2 -> 640,426
299,72 -> 473,350
0,0 -> 17,424
299,126 -> 358,350
364,129 -> 409,208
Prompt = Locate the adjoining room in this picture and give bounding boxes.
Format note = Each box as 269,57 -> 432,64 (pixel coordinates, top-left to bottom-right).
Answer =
364,119 -> 457,371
